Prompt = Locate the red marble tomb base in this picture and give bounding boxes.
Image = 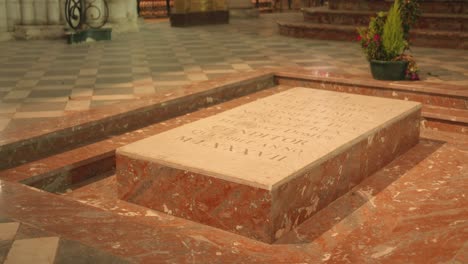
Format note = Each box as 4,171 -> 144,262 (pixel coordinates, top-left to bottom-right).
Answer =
116,87 -> 421,243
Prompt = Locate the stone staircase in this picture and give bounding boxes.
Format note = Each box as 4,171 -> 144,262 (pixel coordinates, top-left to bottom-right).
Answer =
278,0 -> 468,49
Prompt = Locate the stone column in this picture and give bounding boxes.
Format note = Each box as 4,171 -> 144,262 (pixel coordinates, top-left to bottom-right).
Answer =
0,0 -> 9,40
6,0 -> 21,31
0,0 -> 7,32
21,0 -> 35,25
47,0 -> 60,24
34,0 -> 48,24
107,0 -> 125,24
59,0 -> 66,24
16,0 -> 65,39
125,0 -> 138,21
85,0 -> 106,27
107,0 -> 138,33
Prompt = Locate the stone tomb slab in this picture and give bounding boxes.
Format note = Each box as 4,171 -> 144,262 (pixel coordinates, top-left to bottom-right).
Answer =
116,87 -> 421,243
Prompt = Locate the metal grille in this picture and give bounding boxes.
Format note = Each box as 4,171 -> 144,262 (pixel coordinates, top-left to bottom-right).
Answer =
139,0 -> 174,18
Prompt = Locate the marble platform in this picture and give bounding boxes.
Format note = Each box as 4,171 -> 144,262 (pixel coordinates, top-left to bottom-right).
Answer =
116,87 -> 421,243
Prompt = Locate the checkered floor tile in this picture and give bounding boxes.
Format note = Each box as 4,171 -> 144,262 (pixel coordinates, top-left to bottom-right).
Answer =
0,13 -> 467,133
0,219 -> 129,263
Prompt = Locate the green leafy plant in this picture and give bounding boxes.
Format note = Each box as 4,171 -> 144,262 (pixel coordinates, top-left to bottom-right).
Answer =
357,0 -> 420,80
382,0 -> 406,59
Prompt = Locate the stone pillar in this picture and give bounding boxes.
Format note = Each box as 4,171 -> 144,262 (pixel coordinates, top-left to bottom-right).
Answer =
107,0 -> 126,24
6,0 -> 21,31
107,0 -> 139,33
0,0 -> 9,40
21,0 -> 35,25
125,0 -> 138,21
0,0 -> 7,32
15,0 -> 65,39
34,0 -> 48,25
47,0 -> 60,24
85,0 -> 106,27
59,0 -> 66,24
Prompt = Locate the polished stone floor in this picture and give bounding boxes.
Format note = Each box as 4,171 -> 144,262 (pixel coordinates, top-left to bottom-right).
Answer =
0,83 -> 466,263
0,12 -> 467,263
0,218 -> 128,263
0,13 -> 467,133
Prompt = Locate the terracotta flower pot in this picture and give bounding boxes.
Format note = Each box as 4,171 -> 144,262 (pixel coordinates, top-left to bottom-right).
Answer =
370,60 -> 408,81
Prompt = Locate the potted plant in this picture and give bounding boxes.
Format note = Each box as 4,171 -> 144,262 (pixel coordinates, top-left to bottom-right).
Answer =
357,0 -> 419,81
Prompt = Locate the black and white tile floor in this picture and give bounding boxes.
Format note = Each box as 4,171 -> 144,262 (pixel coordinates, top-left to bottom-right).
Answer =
0,13 -> 467,133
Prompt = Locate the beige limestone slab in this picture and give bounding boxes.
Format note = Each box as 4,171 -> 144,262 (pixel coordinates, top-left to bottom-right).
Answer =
5,237 -> 59,264
118,87 -> 421,190
0,222 -> 19,240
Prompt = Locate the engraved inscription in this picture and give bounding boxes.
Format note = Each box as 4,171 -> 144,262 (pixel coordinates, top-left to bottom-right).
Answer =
171,89 -> 388,162
118,87 -> 421,189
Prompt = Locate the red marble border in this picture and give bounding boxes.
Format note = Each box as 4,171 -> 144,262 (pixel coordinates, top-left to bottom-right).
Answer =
422,117 -> 468,135
274,68 -> 468,99
328,0 -> 468,13
116,154 -> 274,243
274,110 -> 421,237
116,98 -> 421,243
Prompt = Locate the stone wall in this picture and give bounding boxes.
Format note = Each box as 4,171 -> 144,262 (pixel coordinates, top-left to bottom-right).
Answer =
0,0 -> 138,41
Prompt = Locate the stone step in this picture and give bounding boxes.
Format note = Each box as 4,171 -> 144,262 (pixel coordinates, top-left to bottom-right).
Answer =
328,0 -> 468,14
422,105 -> 468,135
275,69 -> 468,110
420,128 -> 468,144
410,28 -> 468,49
303,7 -> 468,32
277,21 -> 468,49
423,106 -> 468,124
277,22 -> 357,41
14,25 -> 65,40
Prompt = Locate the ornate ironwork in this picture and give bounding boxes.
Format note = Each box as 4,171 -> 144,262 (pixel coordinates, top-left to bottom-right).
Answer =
65,0 -> 109,30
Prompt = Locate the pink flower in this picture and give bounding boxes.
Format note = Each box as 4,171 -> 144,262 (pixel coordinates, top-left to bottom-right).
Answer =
357,35 -> 362,41
373,34 -> 380,42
